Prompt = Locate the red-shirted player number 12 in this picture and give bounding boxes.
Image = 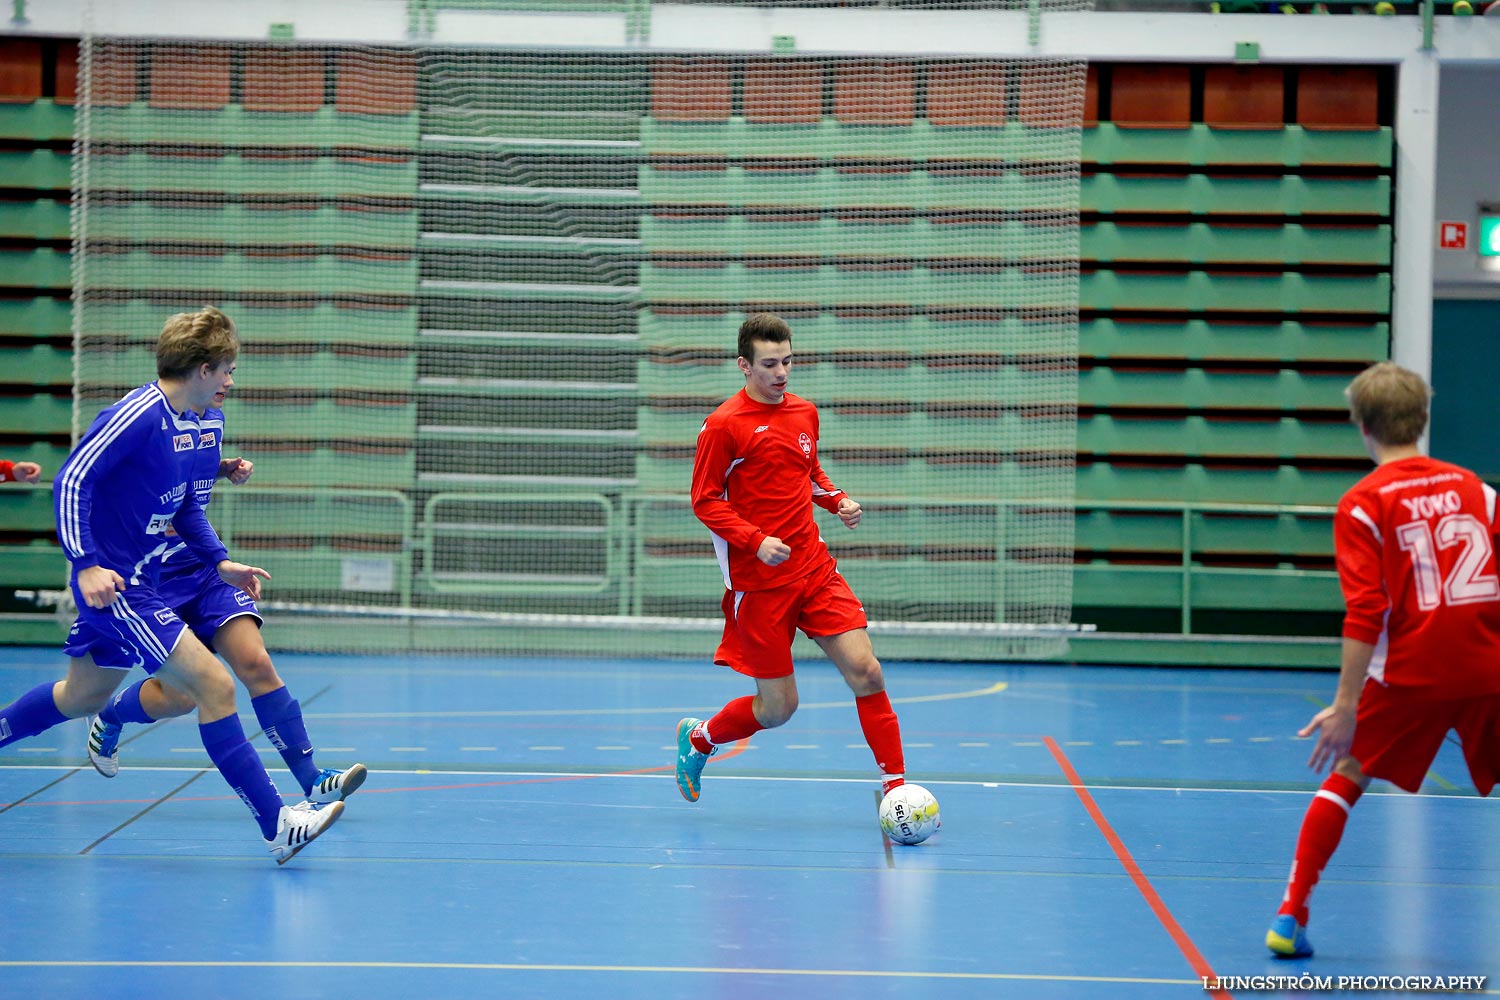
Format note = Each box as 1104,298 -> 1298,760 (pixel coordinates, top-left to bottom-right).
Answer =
1395,514 -> 1500,611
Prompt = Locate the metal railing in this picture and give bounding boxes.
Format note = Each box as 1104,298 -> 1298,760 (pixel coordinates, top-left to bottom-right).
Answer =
0,482 -> 1341,636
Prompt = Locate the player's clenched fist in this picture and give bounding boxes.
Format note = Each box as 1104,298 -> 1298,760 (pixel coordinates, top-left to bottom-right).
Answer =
757,536 -> 792,566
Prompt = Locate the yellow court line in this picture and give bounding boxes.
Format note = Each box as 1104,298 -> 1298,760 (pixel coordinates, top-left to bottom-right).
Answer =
302,681 -> 1008,719
886,681 -> 1008,706
0,960 -> 1191,985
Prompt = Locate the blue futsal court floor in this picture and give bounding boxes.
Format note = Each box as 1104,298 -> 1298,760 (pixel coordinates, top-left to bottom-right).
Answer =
1,645 -> 1497,1000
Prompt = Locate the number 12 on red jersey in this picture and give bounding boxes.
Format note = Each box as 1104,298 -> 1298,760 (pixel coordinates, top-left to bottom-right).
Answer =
1396,513 -> 1500,611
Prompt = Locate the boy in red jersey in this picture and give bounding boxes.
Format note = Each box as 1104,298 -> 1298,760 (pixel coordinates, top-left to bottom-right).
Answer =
1267,361 -> 1500,957
674,313 -> 909,804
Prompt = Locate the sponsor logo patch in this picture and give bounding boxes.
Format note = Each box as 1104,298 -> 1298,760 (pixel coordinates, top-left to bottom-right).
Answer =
199,431 -> 217,449
154,608 -> 178,626
173,433 -> 194,452
146,513 -> 174,534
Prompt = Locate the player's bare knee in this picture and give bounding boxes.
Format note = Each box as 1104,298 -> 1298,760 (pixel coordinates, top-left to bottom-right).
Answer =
844,658 -> 884,697
230,651 -> 280,695
758,706 -> 794,728
755,694 -> 798,728
1334,755 -> 1371,789
187,666 -> 238,717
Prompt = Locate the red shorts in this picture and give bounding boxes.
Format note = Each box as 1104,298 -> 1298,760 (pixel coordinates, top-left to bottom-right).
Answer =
714,560 -> 868,679
1351,678 -> 1500,795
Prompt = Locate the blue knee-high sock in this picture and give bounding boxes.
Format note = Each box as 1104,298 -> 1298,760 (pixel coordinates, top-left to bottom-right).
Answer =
251,686 -> 320,795
199,714 -> 285,839
0,682 -> 68,749
99,679 -> 156,727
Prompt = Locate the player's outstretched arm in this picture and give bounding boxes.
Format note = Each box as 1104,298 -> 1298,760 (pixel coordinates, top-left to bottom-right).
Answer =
1301,636 -> 1373,772
217,559 -> 271,601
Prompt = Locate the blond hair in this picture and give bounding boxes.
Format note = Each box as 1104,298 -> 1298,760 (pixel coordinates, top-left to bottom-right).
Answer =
1345,361 -> 1429,446
156,306 -> 238,379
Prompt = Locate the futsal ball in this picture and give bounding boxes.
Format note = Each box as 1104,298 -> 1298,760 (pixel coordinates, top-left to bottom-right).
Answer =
1373,1 -> 1395,12
879,783 -> 941,846
1454,0 -> 1473,13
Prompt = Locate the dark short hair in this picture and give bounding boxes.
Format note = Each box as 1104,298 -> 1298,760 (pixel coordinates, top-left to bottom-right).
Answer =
1345,361 -> 1429,446
156,305 -> 238,379
738,313 -> 791,362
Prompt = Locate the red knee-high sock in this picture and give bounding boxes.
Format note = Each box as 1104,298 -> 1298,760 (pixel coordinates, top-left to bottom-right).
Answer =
855,690 -> 906,791
1279,772 -> 1363,926
694,696 -> 763,754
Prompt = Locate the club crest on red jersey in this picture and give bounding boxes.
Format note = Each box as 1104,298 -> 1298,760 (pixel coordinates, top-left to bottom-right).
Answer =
798,432 -> 812,456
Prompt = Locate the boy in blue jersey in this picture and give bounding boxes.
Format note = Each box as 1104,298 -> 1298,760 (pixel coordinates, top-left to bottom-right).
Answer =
85,402 -> 367,807
0,306 -> 343,863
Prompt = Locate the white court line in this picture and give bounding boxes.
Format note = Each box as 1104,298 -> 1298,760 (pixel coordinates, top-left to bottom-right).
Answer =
0,765 -> 1487,799
299,682 -> 1010,720
0,959 -> 1207,988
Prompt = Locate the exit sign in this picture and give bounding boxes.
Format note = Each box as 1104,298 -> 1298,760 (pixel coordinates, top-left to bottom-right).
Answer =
1481,215 -> 1500,257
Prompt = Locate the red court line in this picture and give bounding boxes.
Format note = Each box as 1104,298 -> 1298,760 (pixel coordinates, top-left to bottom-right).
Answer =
2,738 -> 755,807
1043,736 -> 1232,1000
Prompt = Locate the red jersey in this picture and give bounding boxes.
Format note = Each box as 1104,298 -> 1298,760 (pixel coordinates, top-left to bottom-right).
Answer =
0,460 -> 15,483
691,389 -> 847,592
1336,455 -> 1500,697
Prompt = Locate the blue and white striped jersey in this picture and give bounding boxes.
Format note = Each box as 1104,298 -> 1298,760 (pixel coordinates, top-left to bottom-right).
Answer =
53,383 -> 229,586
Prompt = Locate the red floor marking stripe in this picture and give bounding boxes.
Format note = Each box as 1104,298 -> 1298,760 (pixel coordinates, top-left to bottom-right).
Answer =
1043,736 -> 1232,1000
